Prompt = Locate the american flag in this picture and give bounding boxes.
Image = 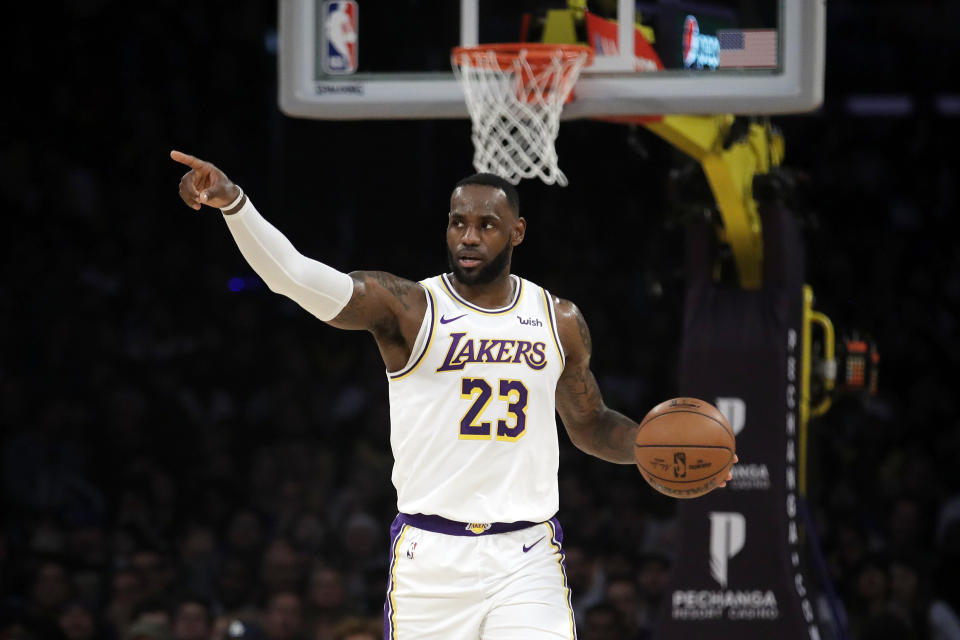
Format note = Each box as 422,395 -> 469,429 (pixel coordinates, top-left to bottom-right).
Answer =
718,29 -> 778,68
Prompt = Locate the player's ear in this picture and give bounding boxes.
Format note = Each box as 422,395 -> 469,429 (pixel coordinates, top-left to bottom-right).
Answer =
511,217 -> 526,246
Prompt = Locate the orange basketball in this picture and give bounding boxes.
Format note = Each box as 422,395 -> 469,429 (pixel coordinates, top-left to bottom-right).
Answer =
634,397 -> 736,499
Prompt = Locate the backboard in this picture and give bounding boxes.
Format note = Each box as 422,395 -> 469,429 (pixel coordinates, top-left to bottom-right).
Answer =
278,0 -> 825,120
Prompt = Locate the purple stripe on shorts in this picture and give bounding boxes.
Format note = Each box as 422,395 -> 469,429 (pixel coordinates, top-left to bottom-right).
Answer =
397,513 -> 545,536
548,516 -> 564,544
383,515 -> 407,640
546,518 -> 577,640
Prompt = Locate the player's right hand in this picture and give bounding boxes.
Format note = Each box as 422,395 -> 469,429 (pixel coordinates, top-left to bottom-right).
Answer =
170,150 -> 240,210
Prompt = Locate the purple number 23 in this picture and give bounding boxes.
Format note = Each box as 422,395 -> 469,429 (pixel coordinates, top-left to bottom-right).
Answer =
459,378 -> 528,441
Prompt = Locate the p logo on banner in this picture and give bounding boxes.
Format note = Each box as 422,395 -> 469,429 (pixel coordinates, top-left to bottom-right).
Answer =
709,511 -> 745,588
716,397 -> 746,435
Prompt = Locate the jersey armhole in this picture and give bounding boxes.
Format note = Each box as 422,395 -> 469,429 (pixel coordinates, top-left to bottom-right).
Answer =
387,283 -> 436,381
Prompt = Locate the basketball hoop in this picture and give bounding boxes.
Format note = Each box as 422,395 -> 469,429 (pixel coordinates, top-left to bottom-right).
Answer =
451,43 -> 593,186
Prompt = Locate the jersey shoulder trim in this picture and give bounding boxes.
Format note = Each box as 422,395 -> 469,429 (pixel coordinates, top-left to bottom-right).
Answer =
388,283 -> 437,381
541,288 -> 566,369
439,273 -> 523,315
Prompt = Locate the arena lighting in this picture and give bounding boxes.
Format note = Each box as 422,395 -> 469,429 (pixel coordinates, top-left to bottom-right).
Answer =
935,94 -> 960,116
844,94 -> 914,117
842,94 -> 960,117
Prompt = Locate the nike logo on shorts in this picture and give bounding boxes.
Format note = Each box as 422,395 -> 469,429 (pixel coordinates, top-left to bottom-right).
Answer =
523,536 -> 545,553
440,314 -> 467,324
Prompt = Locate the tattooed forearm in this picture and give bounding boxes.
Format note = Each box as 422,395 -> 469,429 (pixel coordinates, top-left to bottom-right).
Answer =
562,366 -> 604,419
592,409 -> 639,464
567,406 -> 638,464
554,297 -> 637,463
557,364 -> 637,464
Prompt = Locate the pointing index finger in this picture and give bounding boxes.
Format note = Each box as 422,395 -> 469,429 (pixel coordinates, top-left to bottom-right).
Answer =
170,149 -> 206,170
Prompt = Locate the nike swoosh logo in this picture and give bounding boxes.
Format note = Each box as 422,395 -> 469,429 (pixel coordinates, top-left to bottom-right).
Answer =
523,536 -> 545,553
440,314 -> 467,324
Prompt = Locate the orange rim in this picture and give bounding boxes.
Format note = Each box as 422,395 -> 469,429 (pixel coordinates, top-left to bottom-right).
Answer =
451,43 -> 594,70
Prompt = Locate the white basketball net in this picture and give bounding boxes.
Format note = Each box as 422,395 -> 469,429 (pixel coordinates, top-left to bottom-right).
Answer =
452,47 -> 590,186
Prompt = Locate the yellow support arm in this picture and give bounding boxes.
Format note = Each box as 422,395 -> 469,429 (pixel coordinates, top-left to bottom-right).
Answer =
809,309 -> 835,418
643,115 -> 783,289
800,285 -> 836,496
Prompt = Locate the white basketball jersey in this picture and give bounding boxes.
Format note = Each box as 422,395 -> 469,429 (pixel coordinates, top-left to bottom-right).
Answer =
387,273 -> 566,524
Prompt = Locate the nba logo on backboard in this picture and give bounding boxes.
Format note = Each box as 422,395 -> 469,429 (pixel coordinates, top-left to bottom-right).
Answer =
321,1 -> 358,74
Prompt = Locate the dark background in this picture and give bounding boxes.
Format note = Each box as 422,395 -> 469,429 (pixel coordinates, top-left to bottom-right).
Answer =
3,2 -> 959,640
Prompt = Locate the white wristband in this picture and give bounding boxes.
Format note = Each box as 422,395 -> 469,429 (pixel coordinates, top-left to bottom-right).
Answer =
220,186 -> 245,212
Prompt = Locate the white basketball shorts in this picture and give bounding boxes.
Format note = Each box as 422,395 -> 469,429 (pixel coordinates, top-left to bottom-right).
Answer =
382,513 -> 577,639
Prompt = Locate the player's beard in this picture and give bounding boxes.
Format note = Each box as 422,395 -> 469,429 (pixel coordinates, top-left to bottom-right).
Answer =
447,242 -> 512,286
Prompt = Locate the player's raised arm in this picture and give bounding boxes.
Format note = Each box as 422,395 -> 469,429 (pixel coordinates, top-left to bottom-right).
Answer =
553,298 -> 639,464
170,151 -> 426,366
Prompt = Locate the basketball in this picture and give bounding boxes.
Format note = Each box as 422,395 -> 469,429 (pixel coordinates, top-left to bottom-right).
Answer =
634,397 -> 736,499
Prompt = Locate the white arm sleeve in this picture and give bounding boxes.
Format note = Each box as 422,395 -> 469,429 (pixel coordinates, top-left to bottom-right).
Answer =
221,196 -> 354,322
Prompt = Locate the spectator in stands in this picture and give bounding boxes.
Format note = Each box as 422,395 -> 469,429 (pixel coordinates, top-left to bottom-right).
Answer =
105,568 -> 144,634
31,560 -> 74,620
605,576 -> 646,640
224,511 -> 264,563
177,525 -> 218,599
130,550 -> 175,603
846,555 -> 890,638
582,602 -> 626,640
261,591 -> 304,640
126,619 -> 170,640
330,617 -> 379,640
304,564 -> 346,639
171,597 -> 213,640
636,552 -> 671,635
129,599 -> 172,631
260,540 -> 303,597
58,601 -> 105,640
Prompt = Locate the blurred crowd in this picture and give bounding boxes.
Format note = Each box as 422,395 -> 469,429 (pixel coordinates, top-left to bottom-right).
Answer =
3,2 -> 960,640
782,107 -> 960,640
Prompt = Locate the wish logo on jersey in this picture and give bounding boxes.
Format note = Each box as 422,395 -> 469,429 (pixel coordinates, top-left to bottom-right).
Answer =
321,1 -> 358,74
436,332 -> 548,372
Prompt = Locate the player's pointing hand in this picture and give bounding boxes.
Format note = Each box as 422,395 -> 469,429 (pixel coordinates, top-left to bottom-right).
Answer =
170,150 -> 240,210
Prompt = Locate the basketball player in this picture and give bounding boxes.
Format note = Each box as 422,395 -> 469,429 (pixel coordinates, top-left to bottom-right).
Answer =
171,150 -> 734,639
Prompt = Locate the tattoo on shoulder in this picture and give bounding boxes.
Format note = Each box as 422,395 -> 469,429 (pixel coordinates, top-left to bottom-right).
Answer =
371,271 -> 414,312
573,306 -> 592,354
